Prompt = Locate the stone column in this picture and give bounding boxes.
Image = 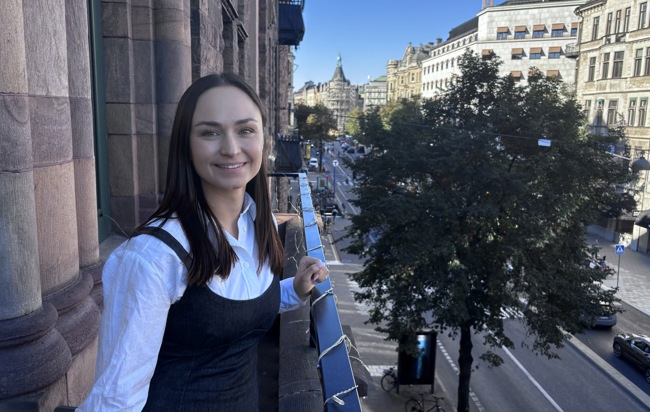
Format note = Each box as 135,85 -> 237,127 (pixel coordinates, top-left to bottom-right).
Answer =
0,0 -> 71,407
154,0 -> 192,189
65,0 -> 102,405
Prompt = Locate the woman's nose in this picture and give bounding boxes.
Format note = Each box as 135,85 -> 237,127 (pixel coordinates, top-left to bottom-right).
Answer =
220,131 -> 240,155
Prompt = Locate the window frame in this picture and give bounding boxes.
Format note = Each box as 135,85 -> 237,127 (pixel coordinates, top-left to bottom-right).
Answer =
602,52 -> 611,79
612,51 -> 624,78
638,98 -> 647,127
640,3 -> 647,30
628,98 -> 637,126
606,12 -> 613,35
635,48 -> 643,76
588,56 -> 597,81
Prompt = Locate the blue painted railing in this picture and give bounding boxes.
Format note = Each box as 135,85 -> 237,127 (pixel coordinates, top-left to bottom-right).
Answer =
272,172 -> 362,411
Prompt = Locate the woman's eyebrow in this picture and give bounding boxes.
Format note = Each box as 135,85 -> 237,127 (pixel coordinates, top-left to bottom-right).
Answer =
193,118 -> 259,127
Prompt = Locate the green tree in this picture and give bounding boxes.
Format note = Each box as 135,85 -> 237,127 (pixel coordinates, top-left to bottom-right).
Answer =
346,51 -> 633,412
294,103 -> 337,171
345,107 -> 364,141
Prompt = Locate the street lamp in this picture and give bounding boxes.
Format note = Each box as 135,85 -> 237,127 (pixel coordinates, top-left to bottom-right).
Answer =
631,155 -> 650,252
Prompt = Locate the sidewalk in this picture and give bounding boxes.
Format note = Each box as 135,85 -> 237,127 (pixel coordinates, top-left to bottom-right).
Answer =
586,232 -> 650,316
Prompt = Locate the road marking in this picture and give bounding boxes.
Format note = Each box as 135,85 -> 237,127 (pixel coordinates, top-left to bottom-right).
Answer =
437,340 -> 486,412
502,347 -> 564,411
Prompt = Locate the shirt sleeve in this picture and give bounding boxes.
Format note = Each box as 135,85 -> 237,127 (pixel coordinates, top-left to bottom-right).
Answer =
279,277 -> 307,313
77,246 -> 177,411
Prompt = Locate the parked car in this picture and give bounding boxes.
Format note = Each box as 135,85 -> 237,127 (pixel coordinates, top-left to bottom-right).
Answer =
593,302 -> 617,328
612,333 -> 650,383
308,157 -> 318,170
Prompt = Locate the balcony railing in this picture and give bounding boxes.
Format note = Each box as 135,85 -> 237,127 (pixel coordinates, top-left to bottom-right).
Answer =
271,172 -> 363,411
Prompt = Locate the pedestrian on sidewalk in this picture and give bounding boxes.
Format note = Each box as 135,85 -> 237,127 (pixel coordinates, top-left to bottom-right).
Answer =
79,73 -> 329,412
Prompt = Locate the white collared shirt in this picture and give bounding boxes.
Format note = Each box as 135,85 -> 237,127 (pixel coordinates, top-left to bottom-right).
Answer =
78,194 -> 305,411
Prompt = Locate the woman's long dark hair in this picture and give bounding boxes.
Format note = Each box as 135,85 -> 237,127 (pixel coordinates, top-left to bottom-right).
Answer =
133,73 -> 285,287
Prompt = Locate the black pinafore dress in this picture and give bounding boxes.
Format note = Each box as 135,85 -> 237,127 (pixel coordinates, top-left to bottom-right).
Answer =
141,228 -> 280,412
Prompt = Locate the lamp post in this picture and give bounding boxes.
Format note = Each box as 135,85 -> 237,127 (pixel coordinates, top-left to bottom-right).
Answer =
631,155 -> 650,252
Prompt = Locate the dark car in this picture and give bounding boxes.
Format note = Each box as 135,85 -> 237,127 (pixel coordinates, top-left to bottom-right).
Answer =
613,333 -> 650,383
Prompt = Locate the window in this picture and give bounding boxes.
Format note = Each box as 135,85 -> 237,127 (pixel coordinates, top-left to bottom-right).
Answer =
607,100 -> 618,125
571,22 -> 578,37
515,25 -> 526,39
551,23 -> 564,37
612,51 -> 624,78
533,24 -> 545,38
645,47 -> 650,75
511,48 -> 524,60
511,71 -> 522,82
482,49 -> 493,59
592,16 -> 600,40
629,99 -> 637,126
615,10 -> 622,33
411,73 -> 415,82
635,48 -> 643,76
588,56 -> 596,81
584,100 -> 591,118
549,47 -> 561,59
497,26 -> 509,40
530,47 -> 542,59
602,52 -> 610,79
546,70 -> 559,77
640,3 -> 647,30
606,12 -> 613,34
639,99 -> 647,126
624,7 -> 631,32
596,100 -> 604,126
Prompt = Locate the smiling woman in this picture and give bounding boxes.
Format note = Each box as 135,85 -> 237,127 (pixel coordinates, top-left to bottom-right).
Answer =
77,73 -> 330,411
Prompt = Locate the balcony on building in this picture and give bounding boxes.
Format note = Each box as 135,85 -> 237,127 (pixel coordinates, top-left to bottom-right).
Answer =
564,43 -> 579,58
279,0 -> 305,46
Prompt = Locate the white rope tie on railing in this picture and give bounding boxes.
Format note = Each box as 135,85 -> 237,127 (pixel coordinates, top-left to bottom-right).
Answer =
318,334 -> 348,364
324,385 -> 359,406
311,288 -> 334,308
304,220 -> 318,228
306,244 -> 324,253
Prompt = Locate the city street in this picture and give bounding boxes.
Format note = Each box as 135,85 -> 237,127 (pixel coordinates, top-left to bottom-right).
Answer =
306,148 -> 650,412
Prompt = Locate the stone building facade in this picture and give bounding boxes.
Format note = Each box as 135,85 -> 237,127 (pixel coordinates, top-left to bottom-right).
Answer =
421,0 -> 585,99
362,75 -> 388,112
293,56 -> 362,133
0,0 -> 301,409
325,55 -> 363,132
386,42 -> 436,102
575,0 -> 650,252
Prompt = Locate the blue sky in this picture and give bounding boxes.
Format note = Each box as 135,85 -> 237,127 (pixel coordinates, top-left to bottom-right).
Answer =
293,0 -> 488,89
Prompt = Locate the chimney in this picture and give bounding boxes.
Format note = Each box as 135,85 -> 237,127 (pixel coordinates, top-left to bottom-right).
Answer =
436,38 -> 443,44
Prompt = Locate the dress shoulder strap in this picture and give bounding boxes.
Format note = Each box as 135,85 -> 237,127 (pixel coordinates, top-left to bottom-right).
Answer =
139,226 -> 191,271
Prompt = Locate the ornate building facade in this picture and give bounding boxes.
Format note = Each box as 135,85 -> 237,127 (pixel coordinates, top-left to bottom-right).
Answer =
293,55 -> 362,133
386,42 -> 436,102
0,0 -> 303,409
575,0 -> 650,253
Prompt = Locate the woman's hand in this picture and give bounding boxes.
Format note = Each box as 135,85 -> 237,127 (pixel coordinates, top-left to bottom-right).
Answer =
293,256 -> 329,300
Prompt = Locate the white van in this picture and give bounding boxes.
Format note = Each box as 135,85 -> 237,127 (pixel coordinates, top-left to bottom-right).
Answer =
309,158 -> 318,170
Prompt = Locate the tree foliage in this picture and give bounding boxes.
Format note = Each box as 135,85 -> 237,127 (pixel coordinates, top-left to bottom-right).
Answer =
345,107 -> 364,140
345,50 -> 633,411
294,103 -> 337,142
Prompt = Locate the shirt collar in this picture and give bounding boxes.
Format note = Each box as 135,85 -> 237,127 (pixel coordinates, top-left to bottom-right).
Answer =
242,192 -> 257,221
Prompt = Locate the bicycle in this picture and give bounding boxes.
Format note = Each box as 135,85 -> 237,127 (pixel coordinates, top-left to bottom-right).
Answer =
380,366 -> 398,392
404,393 -> 445,412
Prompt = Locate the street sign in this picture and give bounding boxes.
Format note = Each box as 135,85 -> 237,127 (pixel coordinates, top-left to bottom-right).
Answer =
615,245 -> 625,255
332,160 -> 339,167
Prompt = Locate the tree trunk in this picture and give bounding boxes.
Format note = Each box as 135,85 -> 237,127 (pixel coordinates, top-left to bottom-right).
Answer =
457,323 -> 473,412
